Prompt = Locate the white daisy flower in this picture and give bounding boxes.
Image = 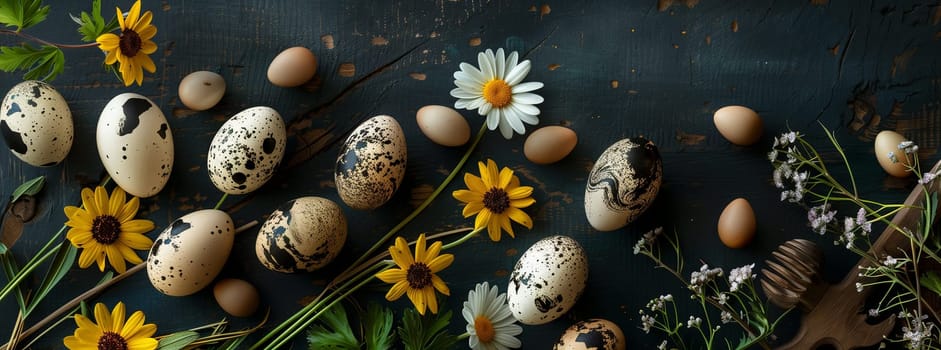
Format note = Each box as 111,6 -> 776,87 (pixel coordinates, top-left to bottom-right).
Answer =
462,281 -> 523,350
450,48 -> 544,139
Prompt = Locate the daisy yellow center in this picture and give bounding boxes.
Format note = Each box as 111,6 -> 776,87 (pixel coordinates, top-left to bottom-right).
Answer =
474,315 -> 496,343
406,262 -> 432,289
482,79 -> 512,108
92,215 -> 122,245
97,331 -> 128,350
483,188 -> 510,214
119,29 -> 142,57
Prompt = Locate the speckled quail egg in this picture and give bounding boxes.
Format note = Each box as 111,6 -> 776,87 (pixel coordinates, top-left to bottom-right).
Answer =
97,93 -> 173,198
555,319 -> 626,350
0,80 -> 73,166
335,115 -> 407,210
147,209 -> 235,296
584,137 -> 662,231
507,235 -> 589,325
207,106 -> 287,194
256,196 -> 347,273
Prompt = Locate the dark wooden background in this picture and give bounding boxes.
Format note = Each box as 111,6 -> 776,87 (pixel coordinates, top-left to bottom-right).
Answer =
1,0 -> 940,348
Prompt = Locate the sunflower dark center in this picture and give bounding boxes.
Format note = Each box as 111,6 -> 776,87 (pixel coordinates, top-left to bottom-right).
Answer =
483,187 -> 510,214
406,262 -> 432,289
97,331 -> 128,350
92,215 -> 122,245
119,29 -> 142,57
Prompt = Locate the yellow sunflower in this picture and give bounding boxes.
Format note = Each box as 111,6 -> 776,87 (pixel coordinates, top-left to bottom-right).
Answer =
64,302 -> 158,350
375,234 -> 454,315
65,186 -> 155,274
452,159 -> 535,242
96,0 -> 158,86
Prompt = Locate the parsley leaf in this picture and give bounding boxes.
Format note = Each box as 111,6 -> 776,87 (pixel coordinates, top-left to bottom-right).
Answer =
307,303 -> 359,349
71,0 -> 118,42
363,303 -> 395,350
0,43 -> 64,81
398,308 -> 458,350
0,0 -> 49,32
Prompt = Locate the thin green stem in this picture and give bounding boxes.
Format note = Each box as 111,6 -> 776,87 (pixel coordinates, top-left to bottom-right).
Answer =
214,193 -> 229,210
0,29 -> 99,49
441,228 -> 482,250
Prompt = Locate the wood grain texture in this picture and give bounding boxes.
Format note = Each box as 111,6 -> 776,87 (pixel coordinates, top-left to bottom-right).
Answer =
0,0 -> 938,348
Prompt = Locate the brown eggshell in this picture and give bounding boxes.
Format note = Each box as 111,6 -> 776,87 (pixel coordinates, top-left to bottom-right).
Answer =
213,278 -> 260,317
554,318 -> 626,350
713,105 -> 763,146
874,130 -> 912,178
267,46 -> 318,87
416,105 -> 471,147
524,126 -> 578,165
178,71 -> 225,111
717,198 -> 756,248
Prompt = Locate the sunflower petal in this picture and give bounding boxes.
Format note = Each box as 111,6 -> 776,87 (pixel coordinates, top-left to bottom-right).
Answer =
115,6 -> 126,30
487,216 -> 502,242
108,187 -> 125,216
497,167 -> 513,188
463,173 -> 487,194
375,268 -> 406,283
413,234 -> 427,263
507,186 -> 533,200
424,287 -> 439,314
121,219 -> 155,234
132,10 -> 152,32
406,288 -> 427,315
426,253 -> 454,272
506,207 -> 533,229
106,245 -> 127,274
118,196 -> 140,223
94,303 -> 113,332
499,214 -> 515,238
431,275 -> 450,295
110,302 -> 126,333
424,240 -> 443,263
461,201 -> 485,217
452,189 -> 483,204
67,229 -> 94,246
118,244 -> 143,265
126,337 -> 158,349
119,232 -> 154,250
128,323 -> 157,340
137,53 -> 156,73
120,310 -> 144,339
511,198 -> 536,208
81,188 -> 98,217
96,33 -> 119,50
125,0 -> 142,30
77,245 -> 98,268
474,209 -> 491,232
384,280 -> 408,301
390,237 -> 414,267
486,160 -> 499,187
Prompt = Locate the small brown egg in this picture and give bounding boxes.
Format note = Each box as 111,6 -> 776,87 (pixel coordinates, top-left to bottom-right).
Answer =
178,71 -> 226,111
267,46 -> 318,87
415,105 -> 470,146
874,130 -> 912,178
713,105 -> 763,146
213,278 -> 260,317
524,126 -> 578,165
554,318 -> 626,350
717,198 -> 756,248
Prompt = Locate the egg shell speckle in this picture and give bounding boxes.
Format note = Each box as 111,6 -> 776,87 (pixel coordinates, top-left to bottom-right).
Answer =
207,106 -> 286,194
507,235 -> 588,325
335,115 -> 407,210
0,81 -> 73,167
97,93 -> 173,198
554,319 -> 626,350
255,196 -> 348,273
584,137 -> 662,231
147,209 -> 234,296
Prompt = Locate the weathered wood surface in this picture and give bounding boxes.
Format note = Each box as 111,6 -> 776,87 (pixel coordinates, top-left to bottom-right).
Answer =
0,0 -> 940,348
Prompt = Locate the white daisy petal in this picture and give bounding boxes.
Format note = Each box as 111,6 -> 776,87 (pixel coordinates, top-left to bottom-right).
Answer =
480,51 -> 495,79
455,79 -> 484,92
495,48 -> 506,79
511,101 -> 541,115
497,112 -> 514,139
506,51 -> 519,76
513,92 -> 544,105
452,89 -> 481,99
505,59 -> 531,85
461,282 -> 523,350
455,71 -> 486,86
503,108 -> 527,135
511,81 -> 543,93
486,110 -> 500,130
479,102 -> 492,116
495,333 -> 522,347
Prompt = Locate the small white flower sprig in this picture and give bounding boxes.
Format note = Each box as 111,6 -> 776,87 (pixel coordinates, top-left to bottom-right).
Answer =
768,126 -> 941,347
633,227 -> 785,350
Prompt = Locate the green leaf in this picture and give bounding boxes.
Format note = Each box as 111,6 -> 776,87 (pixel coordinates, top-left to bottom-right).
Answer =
156,331 -> 200,350
921,271 -> 941,297
24,242 -> 76,316
0,252 -> 26,314
398,308 -> 458,350
306,303 -> 359,349
73,0 -> 118,42
213,336 -> 246,350
0,242 -> 6,254
364,303 -> 395,350
0,44 -> 64,81
0,0 -> 49,31
10,176 -> 43,204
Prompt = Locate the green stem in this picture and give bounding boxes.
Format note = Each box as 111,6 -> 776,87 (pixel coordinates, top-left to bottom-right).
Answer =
441,228 -> 482,250
0,247 -> 57,302
0,29 -> 99,49
214,193 -> 229,210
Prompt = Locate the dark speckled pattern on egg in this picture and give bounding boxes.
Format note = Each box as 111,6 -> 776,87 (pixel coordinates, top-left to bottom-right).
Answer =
255,196 -> 347,273
554,319 -> 626,350
0,80 -> 73,167
584,137 -> 663,232
146,209 -> 234,296
334,115 -> 407,210
207,106 -> 286,195
97,93 -> 174,198
507,235 -> 589,325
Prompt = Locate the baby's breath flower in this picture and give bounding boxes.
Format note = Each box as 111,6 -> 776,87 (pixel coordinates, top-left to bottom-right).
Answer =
717,292 -> 728,305
856,208 -> 871,235
658,340 -> 668,350
687,316 -> 701,328
856,282 -> 864,292
720,311 -> 733,324
888,151 -> 898,164
640,313 -> 655,334
728,263 -> 756,292
919,171 -> 938,185
808,204 -> 836,235
884,255 -> 899,267
898,140 -> 919,154
901,312 -> 934,349
767,149 -> 778,162
690,264 -> 723,293
869,309 -> 880,317
633,227 -> 663,255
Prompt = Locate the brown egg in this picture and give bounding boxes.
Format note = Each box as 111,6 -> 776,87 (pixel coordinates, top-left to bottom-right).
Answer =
213,278 -> 260,317
178,71 -> 225,111
717,198 -> 756,248
524,126 -> 578,165
416,105 -> 470,146
713,105 -> 763,146
554,318 -> 626,350
874,130 -> 912,178
267,47 -> 318,87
